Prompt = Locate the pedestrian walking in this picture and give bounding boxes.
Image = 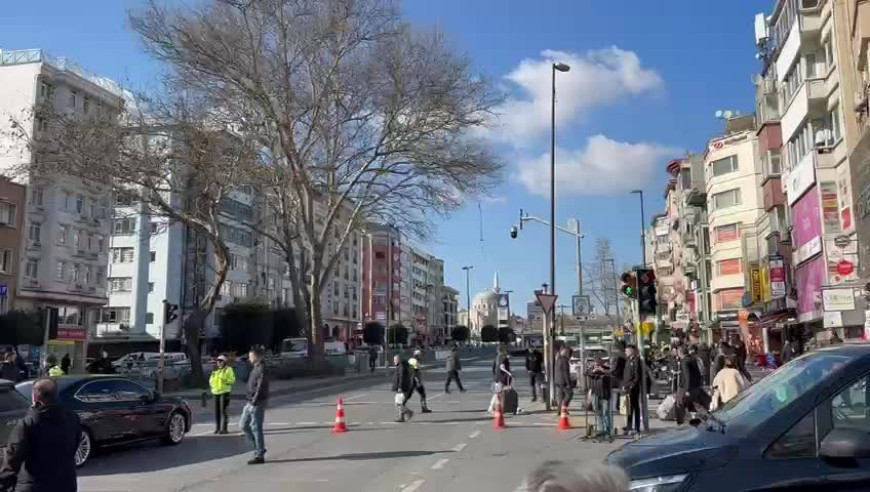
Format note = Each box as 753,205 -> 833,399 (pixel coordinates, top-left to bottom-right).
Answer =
488,346 -> 512,413
444,344 -> 465,393
525,347 -> 544,402
675,346 -> 710,425
697,342 -> 712,386
0,378 -> 81,492
392,354 -> 414,422
588,359 -> 612,438
710,354 -> 749,411
368,346 -> 378,373
60,353 -> 71,375
209,354 -> 236,434
621,344 -> 642,435
408,350 -> 432,413
711,341 -> 730,380
241,347 -> 269,464
554,346 -> 573,412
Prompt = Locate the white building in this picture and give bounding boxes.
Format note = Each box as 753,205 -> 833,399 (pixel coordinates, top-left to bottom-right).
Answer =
0,49 -> 122,366
398,244 -> 446,344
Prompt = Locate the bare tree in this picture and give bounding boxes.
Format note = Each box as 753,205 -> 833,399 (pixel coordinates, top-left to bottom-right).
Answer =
584,238 -> 620,318
7,91 -> 259,385
129,0 -> 503,358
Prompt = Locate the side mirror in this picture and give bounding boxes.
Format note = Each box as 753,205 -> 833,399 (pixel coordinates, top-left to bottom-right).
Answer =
820,428 -> 870,459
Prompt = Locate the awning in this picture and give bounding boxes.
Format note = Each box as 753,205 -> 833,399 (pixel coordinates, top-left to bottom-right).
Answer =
753,311 -> 796,330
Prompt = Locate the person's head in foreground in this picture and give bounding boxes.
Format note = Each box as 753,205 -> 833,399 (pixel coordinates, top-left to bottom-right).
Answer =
519,461 -> 628,492
32,378 -> 59,407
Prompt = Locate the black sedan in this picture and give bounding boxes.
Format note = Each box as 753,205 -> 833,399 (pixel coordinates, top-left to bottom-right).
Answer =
608,344 -> 870,491
16,376 -> 192,467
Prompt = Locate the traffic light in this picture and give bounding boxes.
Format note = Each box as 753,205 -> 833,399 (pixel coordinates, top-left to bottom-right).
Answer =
637,268 -> 657,316
510,226 -> 518,239
620,272 -> 637,298
163,300 -> 179,325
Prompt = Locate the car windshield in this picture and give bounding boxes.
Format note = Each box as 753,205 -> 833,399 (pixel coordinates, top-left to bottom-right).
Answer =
715,351 -> 852,432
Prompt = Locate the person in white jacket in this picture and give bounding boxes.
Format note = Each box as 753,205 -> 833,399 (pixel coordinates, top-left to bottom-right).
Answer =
710,354 -> 748,411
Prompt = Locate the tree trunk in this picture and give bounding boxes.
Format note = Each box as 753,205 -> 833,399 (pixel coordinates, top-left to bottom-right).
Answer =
182,310 -> 206,388
309,282 -> 324,361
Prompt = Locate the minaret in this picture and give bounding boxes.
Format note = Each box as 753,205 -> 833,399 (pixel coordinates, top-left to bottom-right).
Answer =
493,271 -> 500,293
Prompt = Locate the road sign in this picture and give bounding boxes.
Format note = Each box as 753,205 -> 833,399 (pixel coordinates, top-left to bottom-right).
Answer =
535,293 -> 558,315
837,260 -> 854,276
572,295 -> 590,316
0,284 -> 7,297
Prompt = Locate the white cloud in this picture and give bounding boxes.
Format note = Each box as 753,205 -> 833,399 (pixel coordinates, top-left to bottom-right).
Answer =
516,135 -> 680,197
481,195 -> 509,205
487,47 -> 663,144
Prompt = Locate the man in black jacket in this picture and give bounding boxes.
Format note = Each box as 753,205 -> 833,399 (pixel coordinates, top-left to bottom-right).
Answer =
553,346 -> 573,411
621,345 -> 642,434
675,346 -> 710,425
525,348 -> 544,402
392,354 -> 414,422
242,347 -> 269,465
0,378 -> 80,492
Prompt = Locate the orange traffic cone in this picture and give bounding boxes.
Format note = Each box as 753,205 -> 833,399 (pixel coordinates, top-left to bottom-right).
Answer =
493,399 -> 506,430
557,404 -> 572,430
332,397 -> 348,433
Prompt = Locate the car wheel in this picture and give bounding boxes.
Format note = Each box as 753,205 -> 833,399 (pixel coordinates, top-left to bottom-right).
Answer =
162,411 -> 186,445
75,429 -> 93,468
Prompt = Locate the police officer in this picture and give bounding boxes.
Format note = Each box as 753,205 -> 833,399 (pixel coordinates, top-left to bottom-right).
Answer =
0,378 -> 81,492
209,354 -> 236,434
42,355 -> 64,377
408,349 -> 432,413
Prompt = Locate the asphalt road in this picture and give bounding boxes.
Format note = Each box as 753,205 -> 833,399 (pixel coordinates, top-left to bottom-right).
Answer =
78,357 -> 634,492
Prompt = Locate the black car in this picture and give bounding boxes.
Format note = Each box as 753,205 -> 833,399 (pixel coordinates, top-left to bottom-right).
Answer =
608,344 -> 870,491
15,376 -> 192,467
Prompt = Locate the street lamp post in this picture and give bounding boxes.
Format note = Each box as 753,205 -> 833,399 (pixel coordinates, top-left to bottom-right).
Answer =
548,61 -> 570,408
462,265 -> 474,336
630,189 -> 650,433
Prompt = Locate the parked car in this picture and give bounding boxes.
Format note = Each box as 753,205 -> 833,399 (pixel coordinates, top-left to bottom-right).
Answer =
0,379 -> 31,451
608,344 -> 870,491
16,376 -> 192,467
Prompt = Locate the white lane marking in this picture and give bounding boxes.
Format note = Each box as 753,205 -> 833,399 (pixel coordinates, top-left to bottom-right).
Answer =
342,394 -> 367,401
469,430 -> 481,439
427,392 -> 447,401
192,430 -> 211,437
380,421 -> 401,425
266,422 -> 289,426
297,421 -> 318,425
431,458 -> 450,470
451,443 -> 467,452
401,479 -> 425,492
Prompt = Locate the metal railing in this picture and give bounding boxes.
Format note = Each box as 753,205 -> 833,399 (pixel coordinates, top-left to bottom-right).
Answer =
0,49 -> 124,98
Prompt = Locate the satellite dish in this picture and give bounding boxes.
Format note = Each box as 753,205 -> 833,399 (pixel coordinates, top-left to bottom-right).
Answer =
714,110 -> 723,118
723,110 -> 734,119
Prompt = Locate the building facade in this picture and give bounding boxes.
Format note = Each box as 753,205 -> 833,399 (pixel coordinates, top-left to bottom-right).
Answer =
0,177 -> 26,314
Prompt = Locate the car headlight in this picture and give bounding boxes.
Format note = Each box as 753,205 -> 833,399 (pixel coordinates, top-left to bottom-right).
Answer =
628,474 -> 688,492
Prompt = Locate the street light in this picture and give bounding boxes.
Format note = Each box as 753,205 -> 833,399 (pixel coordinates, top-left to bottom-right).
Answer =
462,266 -> 474,335
547,61 -> 570,408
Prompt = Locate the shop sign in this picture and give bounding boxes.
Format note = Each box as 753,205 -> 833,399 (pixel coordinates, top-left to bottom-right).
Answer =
770,255 -> 786,299
820,181 -> 842,234
795,256 -> 825,320
824,311 -> 843,328
822,288 -> 856,311
792,187 -> 823,265
826,236 -> 860,285
57,328 -> 87,341
751,269 -> 762,303
760,267 -> 772,302
787,153 -> 816,206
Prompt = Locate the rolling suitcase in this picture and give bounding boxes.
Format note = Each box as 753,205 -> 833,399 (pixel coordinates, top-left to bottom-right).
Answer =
503,386 -> 519,415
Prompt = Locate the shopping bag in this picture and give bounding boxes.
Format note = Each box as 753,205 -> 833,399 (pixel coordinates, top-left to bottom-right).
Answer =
619,393 -> 629,415
394,392 -> 405,406
657,394 -> 676,421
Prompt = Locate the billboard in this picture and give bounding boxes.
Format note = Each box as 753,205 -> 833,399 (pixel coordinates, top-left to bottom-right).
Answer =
795,255 -> 825,321
792,186 -> 823,265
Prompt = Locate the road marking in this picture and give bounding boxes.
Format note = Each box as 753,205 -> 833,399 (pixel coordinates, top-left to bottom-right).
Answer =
469,430 -> 481,439
192,430 -> 212,437
342,393 -> 367,401
297,421 -> 318,425
431,458 -> 450,470
452,443 -> 467,452
401,479 -> 425,492
267,422 -> 290,426
428,392 -> 447,401
380,421 -> 400,425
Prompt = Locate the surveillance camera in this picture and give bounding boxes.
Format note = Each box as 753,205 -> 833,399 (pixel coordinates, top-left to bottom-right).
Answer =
510,226 -> 518,239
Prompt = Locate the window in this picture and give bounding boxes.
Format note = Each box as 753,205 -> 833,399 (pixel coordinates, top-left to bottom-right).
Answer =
108,277 -> 133,292
711,155 -> 739,177
28,222 -> 40,243
83,266 -> 91,285
767,152 -> 782,176
0,203 -> 16,226
712,189 -> 741,210
71,264 -> 80,283
96,267 -> 105,286
39,81 -> 53,101
765,410 -> 816,459
83,97 -> 90,115
75,195 -> 84,214
717,259 -> 742,276
113,218 -> 135,235
824,36 -> 835,69
148,282 -> 154,293
55,261 -> 65,280
145,313 -> 154,325
0,250 -> 11,274
89,199 -> 97,219
97,235 -> 104,253
832,375 -> 870,431
111,247 -> 135,264
73,229 -> 81,249
237,283 -> 248,297
717,288 -> 744,310
115,193 -> 134,207
25,260 -> 38,278
69,90 -> 78,108
102,307 -> 131,323
75,380 -> 119,403
220,282 -> 231,296
29,187 -> 43,207
268,277 -> 275,290
57,224 -> 68,245
805,52 -> 818,78
114,380 -> 150,401
86,233 -> 93,251
149,251 -> 156,262
61,192 -> 71,211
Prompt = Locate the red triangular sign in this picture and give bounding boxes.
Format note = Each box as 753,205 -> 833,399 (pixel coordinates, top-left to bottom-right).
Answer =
535,293 -> 558,315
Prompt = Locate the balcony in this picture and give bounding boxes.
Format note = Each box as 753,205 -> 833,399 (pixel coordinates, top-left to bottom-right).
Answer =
782,79 -> 827,142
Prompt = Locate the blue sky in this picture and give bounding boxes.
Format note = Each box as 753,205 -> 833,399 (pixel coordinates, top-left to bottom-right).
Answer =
0,0 -> 766,315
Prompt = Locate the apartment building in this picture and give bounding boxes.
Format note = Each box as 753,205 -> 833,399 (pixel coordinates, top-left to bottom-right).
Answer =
757,0 -> 861,341
650,214 -> 672,317
441,285 -> 459,332
404,246 -> 446,344
0,49 -> 121,366
361,223 -> 402,333
0,178 -> 26,314
704,115 -> 765,336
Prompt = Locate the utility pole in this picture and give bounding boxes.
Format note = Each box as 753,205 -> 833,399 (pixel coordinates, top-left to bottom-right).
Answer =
630,190 -> 650,433
462,265 -> 474,335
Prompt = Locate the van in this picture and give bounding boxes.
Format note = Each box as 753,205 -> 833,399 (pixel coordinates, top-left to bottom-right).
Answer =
324,341 -> 347,356
280,337 -> 309,358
